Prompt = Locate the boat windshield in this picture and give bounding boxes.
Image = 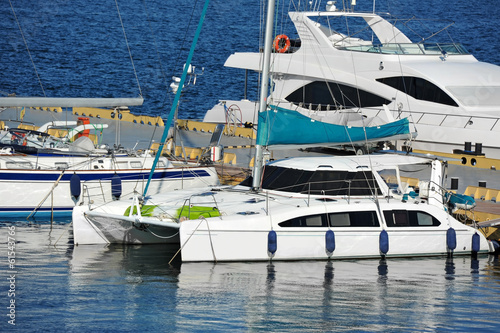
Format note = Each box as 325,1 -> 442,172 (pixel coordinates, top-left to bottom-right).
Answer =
340,43 -> 469,55
305,12 -> 470,56
241,165 -> 382,196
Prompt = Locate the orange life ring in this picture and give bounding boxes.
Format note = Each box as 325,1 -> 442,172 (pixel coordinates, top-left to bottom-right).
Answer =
273,34 -> 290,53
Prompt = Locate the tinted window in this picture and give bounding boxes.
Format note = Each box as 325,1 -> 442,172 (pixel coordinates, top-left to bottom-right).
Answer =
384,210 -> 441,227
259,166 -> 381,195
329,211 -> 380,227
279,214 -> 327,227
377,76 -> 458,107
279,211 -> 379,228
286,81 -> 391,110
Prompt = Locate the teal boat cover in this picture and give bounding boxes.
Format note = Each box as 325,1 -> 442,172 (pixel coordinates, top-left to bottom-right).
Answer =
256,105 -> 411,147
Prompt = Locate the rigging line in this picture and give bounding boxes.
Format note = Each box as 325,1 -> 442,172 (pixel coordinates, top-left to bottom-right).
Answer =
142,0 -> 209,197
140,0 -> 169,96
114,0 -> 143,98
8,0 -> 46,97
159,0 -> 200,112
391,22 -> 418,135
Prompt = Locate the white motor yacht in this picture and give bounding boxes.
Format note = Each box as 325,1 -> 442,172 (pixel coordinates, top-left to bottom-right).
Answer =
204,2 -> 500,158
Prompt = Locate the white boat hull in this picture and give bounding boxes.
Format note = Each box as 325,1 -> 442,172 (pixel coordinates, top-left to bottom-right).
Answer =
178,201 -> 490,262
0,166 -> 219,219
72,155 -> 493,260
72,209 -> 180,245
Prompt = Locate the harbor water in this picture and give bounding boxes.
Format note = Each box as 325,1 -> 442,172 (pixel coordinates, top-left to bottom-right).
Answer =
2,0 -> 500,331
2,222 -> 500,332
0,223 -> 500,332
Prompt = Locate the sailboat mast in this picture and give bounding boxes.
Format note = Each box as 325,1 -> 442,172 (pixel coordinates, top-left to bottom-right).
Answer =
251,0 -> 275,191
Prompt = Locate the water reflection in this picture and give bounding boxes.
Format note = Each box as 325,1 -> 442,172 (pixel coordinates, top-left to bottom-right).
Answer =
445,257 -> 455,279
8,222 -> 500,332
173,256 -> 500,331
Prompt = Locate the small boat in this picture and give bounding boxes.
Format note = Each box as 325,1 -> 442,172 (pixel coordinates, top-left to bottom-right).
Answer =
0,118 -> 109,155
0,148 -> 219,219
0,119 -> 219,219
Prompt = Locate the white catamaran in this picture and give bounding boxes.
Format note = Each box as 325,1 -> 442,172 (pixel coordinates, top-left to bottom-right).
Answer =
72,0 -> 493,262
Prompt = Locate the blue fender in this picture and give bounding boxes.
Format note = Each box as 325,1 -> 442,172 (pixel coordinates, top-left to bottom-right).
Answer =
379,230 -> 389,255
325,230 -> 335,254
268,230 -> 277,255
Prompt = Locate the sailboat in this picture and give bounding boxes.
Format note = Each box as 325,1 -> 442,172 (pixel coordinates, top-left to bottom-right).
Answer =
72,0 -> 493,262
0,118 -> 219,219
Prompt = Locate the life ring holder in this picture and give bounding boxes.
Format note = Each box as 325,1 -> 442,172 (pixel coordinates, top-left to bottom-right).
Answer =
273,34 -> 290,53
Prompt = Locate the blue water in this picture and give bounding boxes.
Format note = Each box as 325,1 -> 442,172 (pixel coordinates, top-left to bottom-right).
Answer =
2,0 -> 500,331
1,223 -> 500,332
1,0 -> 499,119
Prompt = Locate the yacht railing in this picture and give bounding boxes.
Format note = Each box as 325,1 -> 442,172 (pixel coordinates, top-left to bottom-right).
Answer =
373,108 -> 500,132
177,192 -> 223,221
339,43 -> 469,55
265,179 -> 382,198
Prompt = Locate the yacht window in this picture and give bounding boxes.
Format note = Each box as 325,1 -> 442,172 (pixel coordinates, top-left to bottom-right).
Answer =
157,160 -> 166,168
6,161 -> 33,169
130,161 -> 143,168
285,81 -> 391,110
55,162 -> 69,170
414,212 -> 434,226
329,211 -> 380,227
377,76 -> 458,107
447,86 -> 500,107
279,214 -> 327,227
384,210 -> 440,227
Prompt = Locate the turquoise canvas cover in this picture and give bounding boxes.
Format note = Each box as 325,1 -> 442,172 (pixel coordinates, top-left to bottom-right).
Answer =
256,105 -> 410,147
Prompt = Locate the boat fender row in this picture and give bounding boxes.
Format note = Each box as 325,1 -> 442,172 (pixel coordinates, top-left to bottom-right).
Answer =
448,228 -> 481,254
267,228 -> 478,259
70,173 -> 122,201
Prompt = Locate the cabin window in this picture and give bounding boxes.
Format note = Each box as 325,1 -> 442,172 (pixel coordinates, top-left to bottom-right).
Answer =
285,81 -> 391,110
157,160 -> 166,168
384,210 -> 441,227
130,161 -> 143,168
6,161 -> 33,169
329,211 -> 380,227
278,214 -> 327,227
377,76 -> 458,107
55,162 -> 69,170
279,211 -> 380,228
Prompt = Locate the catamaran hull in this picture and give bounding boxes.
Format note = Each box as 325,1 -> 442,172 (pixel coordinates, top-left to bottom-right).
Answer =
178,205 -> 491,262
72,207 -> 180,245
179,225 -> 490,262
